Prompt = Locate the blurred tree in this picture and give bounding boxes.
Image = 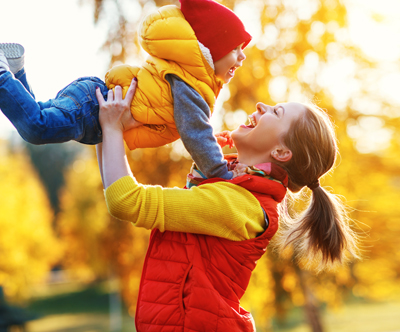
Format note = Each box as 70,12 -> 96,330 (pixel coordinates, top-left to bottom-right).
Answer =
57,148 -> 110,281
57,146 -> 152,315
24,142 -> 81,215
0,141 -> 60,301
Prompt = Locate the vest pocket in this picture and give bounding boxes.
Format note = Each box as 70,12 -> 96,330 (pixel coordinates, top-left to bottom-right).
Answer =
179,262 -> 193,317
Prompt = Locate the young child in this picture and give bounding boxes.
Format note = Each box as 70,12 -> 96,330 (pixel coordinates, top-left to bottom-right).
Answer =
96,81 -> 359,330
0,0 -> 251,180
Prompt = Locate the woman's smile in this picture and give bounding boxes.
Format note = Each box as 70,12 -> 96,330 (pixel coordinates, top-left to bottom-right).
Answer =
248,114 -> 257,127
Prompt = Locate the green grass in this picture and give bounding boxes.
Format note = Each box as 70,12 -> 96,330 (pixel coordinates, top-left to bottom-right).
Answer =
24,282 -> 135,332
27,284 -> 110,315
274,300 -> 400,332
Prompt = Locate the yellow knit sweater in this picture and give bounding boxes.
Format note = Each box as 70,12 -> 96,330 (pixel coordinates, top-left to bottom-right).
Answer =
104,176 -> 266,241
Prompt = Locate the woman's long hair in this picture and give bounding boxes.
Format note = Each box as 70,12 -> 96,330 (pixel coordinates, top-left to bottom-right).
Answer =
275,103 -> 359,269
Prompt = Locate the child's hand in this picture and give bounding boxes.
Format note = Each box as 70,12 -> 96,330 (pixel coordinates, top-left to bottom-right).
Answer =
232,162 -> 248,178
215,131 -> 234,148
96,79 -> 142,133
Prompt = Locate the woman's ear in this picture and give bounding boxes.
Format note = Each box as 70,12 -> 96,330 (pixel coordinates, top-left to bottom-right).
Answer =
271,146 -> 292,162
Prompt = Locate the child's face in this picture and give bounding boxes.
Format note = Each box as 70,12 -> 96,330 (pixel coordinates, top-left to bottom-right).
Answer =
231,102 -> 306,159
214,44 -> 246,83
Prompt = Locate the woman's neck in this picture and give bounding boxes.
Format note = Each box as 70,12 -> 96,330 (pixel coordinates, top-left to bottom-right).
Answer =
236,151 -> 273,166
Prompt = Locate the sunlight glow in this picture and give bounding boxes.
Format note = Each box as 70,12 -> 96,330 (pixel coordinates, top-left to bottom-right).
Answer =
234,1 -> 262,46
347,0 -> 400,61
379,73 -> 400,105
319,57 -> 360,105
347,116 -> 393,154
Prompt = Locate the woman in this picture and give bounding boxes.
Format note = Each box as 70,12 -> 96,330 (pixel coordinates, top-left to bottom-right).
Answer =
95,80 -> 358,331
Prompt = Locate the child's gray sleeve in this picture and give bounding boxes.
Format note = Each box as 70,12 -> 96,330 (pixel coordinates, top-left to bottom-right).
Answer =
166,74 -> 233,180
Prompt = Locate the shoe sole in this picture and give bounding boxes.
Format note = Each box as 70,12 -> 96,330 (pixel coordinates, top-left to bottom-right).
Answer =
0,43 -> 24,59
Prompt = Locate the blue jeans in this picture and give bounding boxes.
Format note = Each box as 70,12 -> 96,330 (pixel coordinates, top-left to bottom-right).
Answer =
0,69 -> 108,145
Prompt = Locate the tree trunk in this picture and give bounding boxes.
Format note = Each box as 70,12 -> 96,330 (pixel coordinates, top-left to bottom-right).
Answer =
296,267 -> 324,332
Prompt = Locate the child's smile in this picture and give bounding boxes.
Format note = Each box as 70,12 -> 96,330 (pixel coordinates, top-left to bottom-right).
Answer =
214,44 -> 246,83
228,66 -> 238,78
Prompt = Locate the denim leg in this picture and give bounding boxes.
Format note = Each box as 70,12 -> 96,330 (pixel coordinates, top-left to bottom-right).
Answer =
0,71 -> 108,145
14,67 -> 35,99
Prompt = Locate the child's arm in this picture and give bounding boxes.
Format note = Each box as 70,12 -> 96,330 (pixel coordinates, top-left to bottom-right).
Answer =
166,75 -> 233,180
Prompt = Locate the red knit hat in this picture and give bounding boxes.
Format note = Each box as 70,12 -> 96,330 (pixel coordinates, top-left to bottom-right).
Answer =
180,0 -> 252,62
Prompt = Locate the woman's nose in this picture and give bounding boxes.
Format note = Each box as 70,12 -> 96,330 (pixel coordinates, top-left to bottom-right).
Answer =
256,102 -> 267,114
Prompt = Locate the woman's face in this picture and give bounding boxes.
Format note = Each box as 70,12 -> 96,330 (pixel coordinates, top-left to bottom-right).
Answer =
231,102 -> 306,163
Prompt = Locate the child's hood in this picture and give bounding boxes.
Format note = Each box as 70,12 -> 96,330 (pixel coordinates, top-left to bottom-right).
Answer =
138,5 -> 219,86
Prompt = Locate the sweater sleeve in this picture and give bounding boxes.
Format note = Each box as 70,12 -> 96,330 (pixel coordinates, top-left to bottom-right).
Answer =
104,175 -> 266,241
166,74 -> 233,180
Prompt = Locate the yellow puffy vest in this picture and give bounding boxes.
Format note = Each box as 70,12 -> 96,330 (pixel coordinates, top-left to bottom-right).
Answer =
105,5 -> 224,150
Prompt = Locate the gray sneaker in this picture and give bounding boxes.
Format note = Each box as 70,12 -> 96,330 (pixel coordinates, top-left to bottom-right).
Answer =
0,50 -> 10,73
0,43 -> 25,74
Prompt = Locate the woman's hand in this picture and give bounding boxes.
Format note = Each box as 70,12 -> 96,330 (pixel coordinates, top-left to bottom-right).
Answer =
215,130 -> 234,148
96,79 -> 139,189
96,79 -> 142,133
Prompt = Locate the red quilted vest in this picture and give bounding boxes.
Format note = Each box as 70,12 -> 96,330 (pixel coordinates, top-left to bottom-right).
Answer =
135,174 -> 287,331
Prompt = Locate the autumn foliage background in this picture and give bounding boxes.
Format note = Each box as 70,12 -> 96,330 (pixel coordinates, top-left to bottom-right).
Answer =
1,0 -> 400,330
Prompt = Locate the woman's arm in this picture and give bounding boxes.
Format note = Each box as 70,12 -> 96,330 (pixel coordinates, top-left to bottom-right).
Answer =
105,177 -> 266,241
96,143 -> 104,187
101,123 -> 131,188
95,81 -> 138,188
